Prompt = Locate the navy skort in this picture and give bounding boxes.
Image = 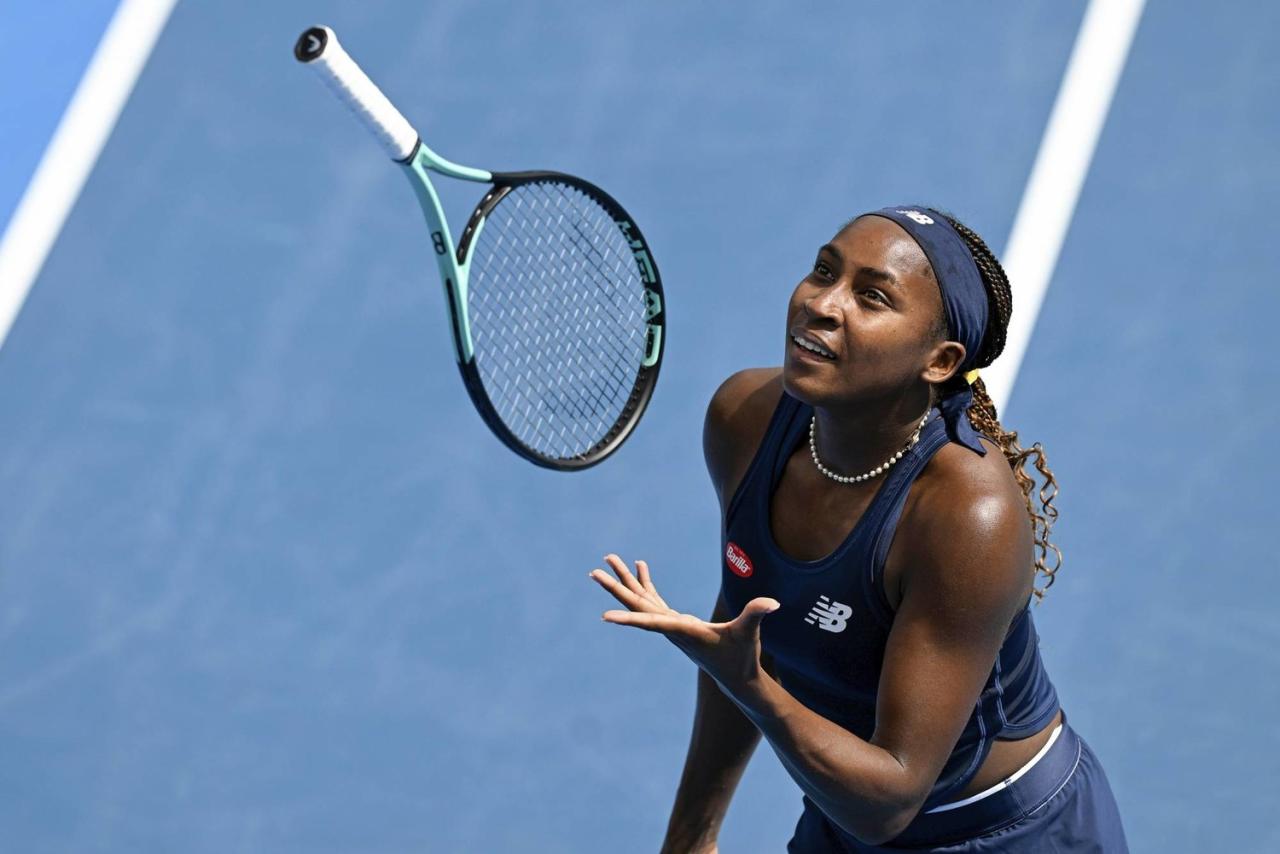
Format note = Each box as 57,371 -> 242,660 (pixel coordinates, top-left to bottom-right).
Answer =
787,717 -> 1128,853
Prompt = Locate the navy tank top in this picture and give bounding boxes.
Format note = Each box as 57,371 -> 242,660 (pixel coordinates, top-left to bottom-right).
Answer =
720,391 -> 1059,807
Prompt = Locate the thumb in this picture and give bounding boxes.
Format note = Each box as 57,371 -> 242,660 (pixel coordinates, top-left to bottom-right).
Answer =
737,597 -> 781,629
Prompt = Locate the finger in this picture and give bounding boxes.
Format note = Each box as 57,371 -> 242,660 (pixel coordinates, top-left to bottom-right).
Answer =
604,554 -> 649,599
602,609 -> 711,638
589,569 -> 655,612
635,560 -> 669,608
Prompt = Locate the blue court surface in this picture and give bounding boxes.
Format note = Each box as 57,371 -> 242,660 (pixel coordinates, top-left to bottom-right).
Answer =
2,2 -> 1277,851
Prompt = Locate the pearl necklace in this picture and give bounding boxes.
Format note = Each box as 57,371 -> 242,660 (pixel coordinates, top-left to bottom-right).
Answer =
809,411 -> 931,484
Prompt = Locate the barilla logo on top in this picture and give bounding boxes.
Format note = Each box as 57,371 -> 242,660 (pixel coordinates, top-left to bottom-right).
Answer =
725,542 -> 754,577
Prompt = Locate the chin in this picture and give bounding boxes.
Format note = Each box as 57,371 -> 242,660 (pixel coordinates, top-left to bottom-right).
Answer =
782,361 -> 838,407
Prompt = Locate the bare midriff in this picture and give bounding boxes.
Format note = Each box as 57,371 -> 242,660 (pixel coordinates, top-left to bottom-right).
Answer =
954,708 -> 1064,798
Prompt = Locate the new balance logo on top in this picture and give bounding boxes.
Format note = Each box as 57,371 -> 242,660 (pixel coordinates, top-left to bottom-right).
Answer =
805,595 -> 852,633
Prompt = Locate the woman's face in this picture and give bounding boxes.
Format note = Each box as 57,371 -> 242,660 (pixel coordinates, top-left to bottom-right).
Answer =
782,216 -> 961,407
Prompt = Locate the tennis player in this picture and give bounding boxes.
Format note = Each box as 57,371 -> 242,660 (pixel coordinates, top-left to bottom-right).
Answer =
589,208 -> 1128,852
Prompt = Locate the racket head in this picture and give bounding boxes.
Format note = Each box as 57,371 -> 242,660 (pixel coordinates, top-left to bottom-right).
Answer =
452,171 -> 665,471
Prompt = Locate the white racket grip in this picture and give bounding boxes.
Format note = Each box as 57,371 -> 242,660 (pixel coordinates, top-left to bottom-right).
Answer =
295,26 -> 419,161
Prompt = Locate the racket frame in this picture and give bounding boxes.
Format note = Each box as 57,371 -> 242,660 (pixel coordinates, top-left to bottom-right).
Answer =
450,169 -> 665,470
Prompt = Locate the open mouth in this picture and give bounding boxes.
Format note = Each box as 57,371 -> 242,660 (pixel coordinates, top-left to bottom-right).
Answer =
790,333 -> 837,360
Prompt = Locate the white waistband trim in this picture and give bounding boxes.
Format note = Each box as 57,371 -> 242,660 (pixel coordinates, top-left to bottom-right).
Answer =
923,722 -> 1064,815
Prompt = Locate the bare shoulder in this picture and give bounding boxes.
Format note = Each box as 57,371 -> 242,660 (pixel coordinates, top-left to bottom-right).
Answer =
888,437 -> 1035,614
703,368 -> 784,510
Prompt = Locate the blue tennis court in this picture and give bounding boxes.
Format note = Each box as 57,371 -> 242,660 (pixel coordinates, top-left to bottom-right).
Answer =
1,1 -> 1276,851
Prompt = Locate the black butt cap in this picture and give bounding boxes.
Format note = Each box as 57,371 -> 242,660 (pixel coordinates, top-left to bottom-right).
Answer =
294,27 -> 328,63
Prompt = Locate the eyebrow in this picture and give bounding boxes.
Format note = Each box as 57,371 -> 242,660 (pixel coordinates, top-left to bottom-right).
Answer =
818,244 -> 903,292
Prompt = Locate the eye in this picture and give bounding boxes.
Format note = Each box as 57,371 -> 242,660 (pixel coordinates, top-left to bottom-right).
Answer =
861,289 -> 888,305
813,259 -> 836,281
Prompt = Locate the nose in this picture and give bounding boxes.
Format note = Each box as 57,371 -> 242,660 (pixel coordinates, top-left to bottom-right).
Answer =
803,286 -> 841,327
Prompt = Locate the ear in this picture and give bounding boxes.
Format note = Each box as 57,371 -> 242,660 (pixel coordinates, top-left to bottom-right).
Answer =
921,340 -> 966,384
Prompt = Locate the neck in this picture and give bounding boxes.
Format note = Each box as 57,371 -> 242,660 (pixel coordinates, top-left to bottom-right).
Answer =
810,388 -> 933,478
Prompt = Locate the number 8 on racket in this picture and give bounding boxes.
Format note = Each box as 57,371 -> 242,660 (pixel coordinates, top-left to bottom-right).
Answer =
295,26 -> 665,471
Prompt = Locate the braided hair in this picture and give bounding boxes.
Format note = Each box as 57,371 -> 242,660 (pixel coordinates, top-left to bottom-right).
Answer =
935,213 -> 1062,601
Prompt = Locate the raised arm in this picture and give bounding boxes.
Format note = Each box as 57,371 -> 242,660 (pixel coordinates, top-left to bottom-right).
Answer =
735,479 -> 1033,843
661,595 -> 764,854
660,370 -> 783,853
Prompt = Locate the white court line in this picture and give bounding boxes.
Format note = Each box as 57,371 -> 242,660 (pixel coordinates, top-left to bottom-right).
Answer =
0,0 -> 179,351
983,0 -> 1147,414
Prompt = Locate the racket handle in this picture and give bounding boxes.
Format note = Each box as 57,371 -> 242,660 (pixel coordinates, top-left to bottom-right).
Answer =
294,26 -> 419,162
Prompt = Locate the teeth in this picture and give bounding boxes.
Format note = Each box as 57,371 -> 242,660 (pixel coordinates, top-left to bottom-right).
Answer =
792,334 -> 835,359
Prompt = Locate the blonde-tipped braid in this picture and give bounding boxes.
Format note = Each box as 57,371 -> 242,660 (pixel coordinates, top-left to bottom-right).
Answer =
942,214 -> 1063,601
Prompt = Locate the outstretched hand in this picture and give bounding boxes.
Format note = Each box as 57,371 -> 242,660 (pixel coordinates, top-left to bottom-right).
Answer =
589,554 -> 780,692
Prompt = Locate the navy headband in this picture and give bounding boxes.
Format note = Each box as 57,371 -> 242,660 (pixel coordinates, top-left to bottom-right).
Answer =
862,206 -> 990,455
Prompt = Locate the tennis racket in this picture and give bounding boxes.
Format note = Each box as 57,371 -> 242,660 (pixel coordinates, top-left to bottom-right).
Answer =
294,26 -> 665,471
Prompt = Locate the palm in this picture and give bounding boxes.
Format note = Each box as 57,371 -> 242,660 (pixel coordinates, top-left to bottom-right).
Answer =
589,554 -> 779,690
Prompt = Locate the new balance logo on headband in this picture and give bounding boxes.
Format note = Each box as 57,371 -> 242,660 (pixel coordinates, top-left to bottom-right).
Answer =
896,209 -> 934,225
805,595 -> 852,633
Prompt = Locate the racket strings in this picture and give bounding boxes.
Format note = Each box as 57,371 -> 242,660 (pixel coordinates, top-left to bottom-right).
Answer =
479,193 -> 641,429
468,180 -> 648,460
478,208 -> 637,408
